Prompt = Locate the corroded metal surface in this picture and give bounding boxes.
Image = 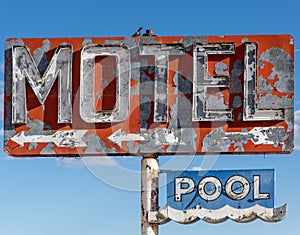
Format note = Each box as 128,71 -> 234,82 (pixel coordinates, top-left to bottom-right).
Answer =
4,35 -> 294,156
148,204 -> 287,224
141,156 -> 159,235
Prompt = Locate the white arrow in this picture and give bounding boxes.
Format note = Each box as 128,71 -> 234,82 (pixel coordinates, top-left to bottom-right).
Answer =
224,127 -> 285,145
108,129 -> 186,147
109,126 -> 286,148
108,129 -> 146,147
11,130 -> 88,148
249,127 -> 281,145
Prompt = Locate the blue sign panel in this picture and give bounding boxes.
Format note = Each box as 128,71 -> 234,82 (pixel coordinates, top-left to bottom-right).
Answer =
167,169 -> 274,210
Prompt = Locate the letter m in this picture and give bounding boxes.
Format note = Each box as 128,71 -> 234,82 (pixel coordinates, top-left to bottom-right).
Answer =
11,45 -> 73,124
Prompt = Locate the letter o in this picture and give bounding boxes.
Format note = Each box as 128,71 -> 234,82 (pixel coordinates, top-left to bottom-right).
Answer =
225,175 -> 250,200
198,176 -> 222,201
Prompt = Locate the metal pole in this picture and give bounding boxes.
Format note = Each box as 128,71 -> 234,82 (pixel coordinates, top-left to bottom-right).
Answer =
141,154 -> 159,235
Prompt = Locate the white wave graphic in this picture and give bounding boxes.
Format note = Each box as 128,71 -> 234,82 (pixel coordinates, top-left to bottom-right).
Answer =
148,204 -> 287,224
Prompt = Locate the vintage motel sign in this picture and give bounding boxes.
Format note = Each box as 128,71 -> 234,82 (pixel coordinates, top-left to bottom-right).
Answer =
3,35 -> 294,156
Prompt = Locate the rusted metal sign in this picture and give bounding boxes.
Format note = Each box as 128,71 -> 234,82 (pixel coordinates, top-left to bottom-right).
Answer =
4,35 -> 294,156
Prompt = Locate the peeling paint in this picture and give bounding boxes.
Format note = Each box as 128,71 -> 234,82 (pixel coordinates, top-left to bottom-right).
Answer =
259,48 -> 294,93
131,62 -> 140,95
172,72 -> 192,95
193,43 -> 235,121
180,36 -> 207,46
80,45 -> 130,123
226,129 -> 249,152
238,113 -> 243,121
233,96 -> 242,108
167,128 -> 197,153
40,143 -> 56,154
139,36 -> 159,44
169,96 -> 193,129
140,58 -> 154,95
140,44 -> 184,122
83,134 -> 116,153
82,38 -> 93,46
202,126 -> 288,153
258,76 -> 273,92
242,38 -> 249,43
244,43 -> 284,121
141,157 -> 159,233
168,95 -> 197,153
105,37 -> 139,59
282,133 -> 293,152
202,128 -> 231,152
33,39 -> 51,72
264,127 -> 287,147
229,60 -> 243,94
215,62 -> 229,76
126,141 -> 139,154
148,204 -> 287,224
140,57 -> 153,129
23,118 -> 52,150
206,95 -> 228,110
5,39 -> 25,97
257,94 -> 293,109
284,109 -> 294,133
12,44 -> 73,124
5,39 -> 25,50
28,142 -> 38,150
102,78 -> 109,90
140,129 -> 164,154
25,118 -> 52,135
140,96 -> 152,129
4,98 -> 16,146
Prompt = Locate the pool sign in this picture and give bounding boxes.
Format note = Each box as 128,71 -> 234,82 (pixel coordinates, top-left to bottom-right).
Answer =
148,168 -> 286,225
4,35 -> 294,156
167,169 -> 274,210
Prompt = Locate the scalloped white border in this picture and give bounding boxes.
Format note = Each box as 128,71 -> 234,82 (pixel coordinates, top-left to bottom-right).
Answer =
148,204 -> 287,224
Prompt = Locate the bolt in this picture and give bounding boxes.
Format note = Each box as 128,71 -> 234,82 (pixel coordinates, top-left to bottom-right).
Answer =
143,29 -> 156,36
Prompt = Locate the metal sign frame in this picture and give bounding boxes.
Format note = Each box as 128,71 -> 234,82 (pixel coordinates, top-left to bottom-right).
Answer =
3,35 -> 294,157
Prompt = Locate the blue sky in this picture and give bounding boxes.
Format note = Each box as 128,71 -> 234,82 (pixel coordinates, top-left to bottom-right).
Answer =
0,0 -> 300,234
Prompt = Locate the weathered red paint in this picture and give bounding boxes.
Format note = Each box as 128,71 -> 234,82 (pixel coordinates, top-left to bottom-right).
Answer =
4,35 -> 294,157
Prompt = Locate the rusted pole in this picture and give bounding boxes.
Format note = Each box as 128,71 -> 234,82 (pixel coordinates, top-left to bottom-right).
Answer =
141,154 -> 159,235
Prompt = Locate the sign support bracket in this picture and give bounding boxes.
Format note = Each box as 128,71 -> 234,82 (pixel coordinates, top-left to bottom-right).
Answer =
141,154 -> 159,235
